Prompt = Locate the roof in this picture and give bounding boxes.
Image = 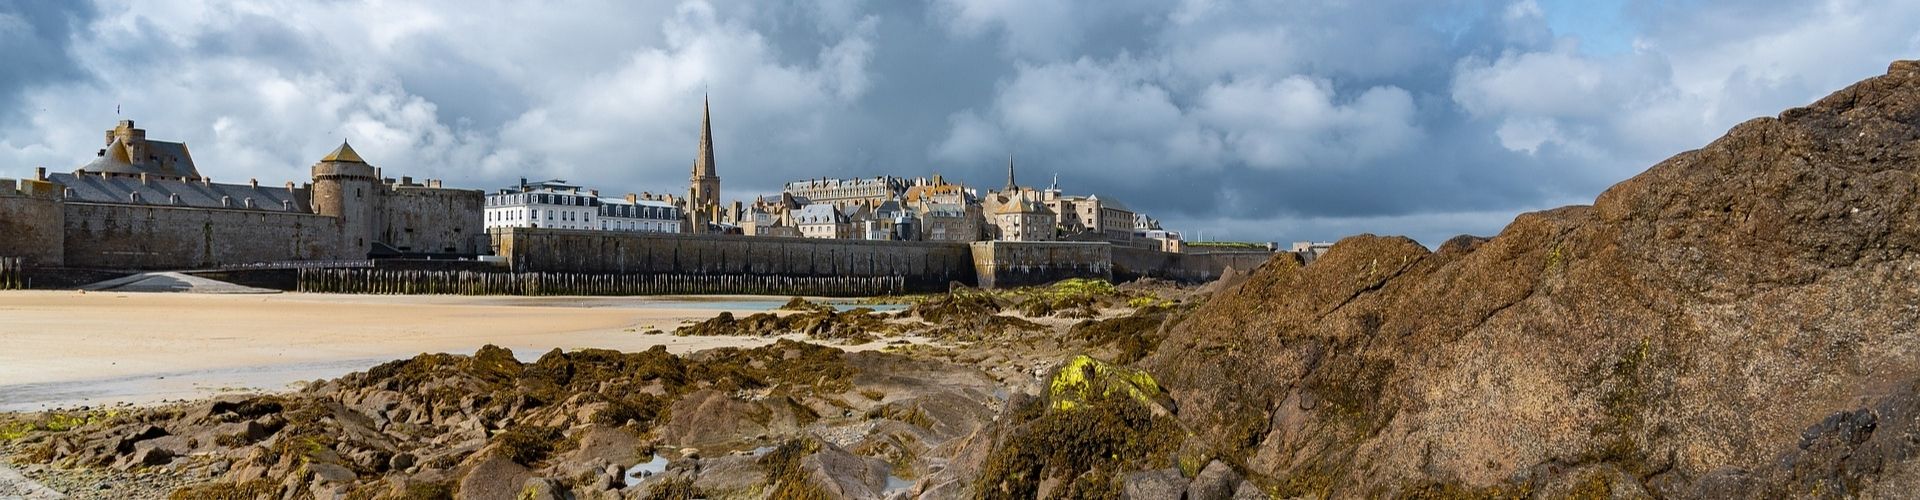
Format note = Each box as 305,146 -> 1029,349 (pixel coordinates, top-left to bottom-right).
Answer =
320,141 -> 366,163
601,197 -> 677,209
993,191 -> 1049,215
77,137 -> 202,179
794,203 -> 845,224
49,172 -> 308,213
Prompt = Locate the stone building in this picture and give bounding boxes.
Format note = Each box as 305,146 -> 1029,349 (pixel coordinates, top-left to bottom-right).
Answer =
903,176 -> 983,242
783,176 -> 908,210
1045,193 -> 1136,242
794,203 -> 849,239
989,190 -> 1054,241
1,120 -> 483,269
850,198 -> 918,241
981,155 -> 1055,241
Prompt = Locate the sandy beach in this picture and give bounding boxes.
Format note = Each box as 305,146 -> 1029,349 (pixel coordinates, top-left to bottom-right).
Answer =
0,291 -> 895,412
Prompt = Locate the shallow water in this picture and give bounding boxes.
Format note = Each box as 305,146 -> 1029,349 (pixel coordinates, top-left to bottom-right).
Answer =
885,473 -> 914,494
624,455 -> 671,484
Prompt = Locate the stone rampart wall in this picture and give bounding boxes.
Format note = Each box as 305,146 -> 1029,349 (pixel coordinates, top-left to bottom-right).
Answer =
494,228 -> 975,290
380,187 -> 485,254
969,241 -> 1112,288
1111,246 -> 1275,283
0,184 -> 65,266
63,203 -> 348,269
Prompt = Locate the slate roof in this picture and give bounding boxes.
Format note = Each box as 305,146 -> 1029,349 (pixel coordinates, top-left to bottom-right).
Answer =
77,137 -> 202,179
48,172 -> 309,213
794,203 -> 845,224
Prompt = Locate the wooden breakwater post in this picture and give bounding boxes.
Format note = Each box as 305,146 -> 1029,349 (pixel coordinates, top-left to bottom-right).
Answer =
0,256 -> 22,290
297,268 -> 910,297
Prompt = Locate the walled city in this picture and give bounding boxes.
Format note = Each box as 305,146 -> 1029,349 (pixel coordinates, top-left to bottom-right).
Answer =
0,100 -> 1284,292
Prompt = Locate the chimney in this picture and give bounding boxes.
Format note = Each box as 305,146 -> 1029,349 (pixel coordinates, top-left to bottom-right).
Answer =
139,173 -> 149,185
249,178 -> 258,188
625,193 -> 638,204
202,177 -> 211,187
286,181 -> 295,191
34,167 -> 45,181
429,179 -> 441,188
401,176 -> 412,186
590,189 -> 599,196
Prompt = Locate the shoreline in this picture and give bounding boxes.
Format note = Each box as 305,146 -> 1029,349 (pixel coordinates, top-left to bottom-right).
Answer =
0,290 -> 913,412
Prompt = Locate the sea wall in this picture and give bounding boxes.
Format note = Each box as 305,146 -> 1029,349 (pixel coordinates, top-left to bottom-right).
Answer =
1110,246 -> 1275,282
969,241 -> 1112,288
493,228 -> 975,291
380,186 -> 486,254
0,180 -> 65,266
63,203 -> 348,269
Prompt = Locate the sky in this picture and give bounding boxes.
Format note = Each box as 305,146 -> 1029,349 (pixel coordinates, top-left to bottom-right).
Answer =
1,0 -> 1916,245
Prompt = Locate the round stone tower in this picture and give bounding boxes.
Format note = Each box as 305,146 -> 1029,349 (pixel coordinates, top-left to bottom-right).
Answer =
310,141 -> 381,258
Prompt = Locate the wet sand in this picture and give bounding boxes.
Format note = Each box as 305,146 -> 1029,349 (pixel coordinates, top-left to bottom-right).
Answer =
0,291 -> 894,412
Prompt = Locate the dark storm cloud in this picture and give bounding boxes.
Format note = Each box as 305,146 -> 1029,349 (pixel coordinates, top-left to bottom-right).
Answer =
0,1 -> 94,120
0,0 -> 1915,244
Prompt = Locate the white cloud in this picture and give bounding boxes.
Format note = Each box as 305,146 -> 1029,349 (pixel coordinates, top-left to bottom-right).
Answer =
1198,77 -> 1419,169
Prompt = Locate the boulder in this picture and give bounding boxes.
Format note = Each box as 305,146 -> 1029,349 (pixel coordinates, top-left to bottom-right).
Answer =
1186,460 -> 1243,500
1122,468 -> 1187,500
456,455 -> 533,500
517,478 -> 565,500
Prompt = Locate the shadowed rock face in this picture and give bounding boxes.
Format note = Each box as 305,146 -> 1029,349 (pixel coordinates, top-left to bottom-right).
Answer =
1147,60 -> 1920,498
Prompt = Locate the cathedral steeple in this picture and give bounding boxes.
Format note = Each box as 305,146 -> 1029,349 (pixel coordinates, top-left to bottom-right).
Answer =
693,94 -> 717,181
688,94 -> 722,233
1005,153 -> 1016,191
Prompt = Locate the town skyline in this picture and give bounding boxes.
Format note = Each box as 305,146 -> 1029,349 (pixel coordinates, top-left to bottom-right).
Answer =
3,1 -> 1917,245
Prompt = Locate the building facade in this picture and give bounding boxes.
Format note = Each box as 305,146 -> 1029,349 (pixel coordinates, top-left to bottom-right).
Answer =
794,203 -> 850,239
484,179 -> 681,233
783,176 -> 908,209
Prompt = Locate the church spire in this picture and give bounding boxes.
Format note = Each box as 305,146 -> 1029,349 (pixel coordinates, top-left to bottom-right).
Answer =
693,93 -> 717,180
1005,153 -> 1016,191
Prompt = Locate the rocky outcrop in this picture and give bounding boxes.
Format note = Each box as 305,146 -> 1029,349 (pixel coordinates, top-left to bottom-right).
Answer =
6,339 -> 1009,499
1145,60 -> 1920,497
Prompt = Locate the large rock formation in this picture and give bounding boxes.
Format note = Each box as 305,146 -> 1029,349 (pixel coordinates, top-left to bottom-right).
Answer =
1147,60 -> 1920,497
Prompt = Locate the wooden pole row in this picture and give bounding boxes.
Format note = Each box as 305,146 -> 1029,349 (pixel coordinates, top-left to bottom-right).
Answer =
295,268 -> 906,297
0,257 -> 21,290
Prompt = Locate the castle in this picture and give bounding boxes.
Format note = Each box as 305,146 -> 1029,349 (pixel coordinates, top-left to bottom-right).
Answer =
0,120 -> 484,269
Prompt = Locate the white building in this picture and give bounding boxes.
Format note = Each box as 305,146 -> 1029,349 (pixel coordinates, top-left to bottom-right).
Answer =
596,197 -> 681,232
485,179 -> 680,233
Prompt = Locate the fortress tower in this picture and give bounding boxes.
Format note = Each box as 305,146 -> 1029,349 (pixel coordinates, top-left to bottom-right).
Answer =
688,95 -> 721,232
309,141 -> 381,255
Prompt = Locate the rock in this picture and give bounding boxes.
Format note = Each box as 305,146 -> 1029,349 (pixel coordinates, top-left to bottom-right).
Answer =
1229,480 -> 1266,499
518,478 -> 564,500
1140,59 -> 1920,497
1186,460 -> 1243,500
1122,468 -> 1186,500
456,455 -> 533,500
800,441 -> 890,499
688,456 -> 765,495
308,462 -> 355,484
388,452 -> 416,471
116,443 -> 173,470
